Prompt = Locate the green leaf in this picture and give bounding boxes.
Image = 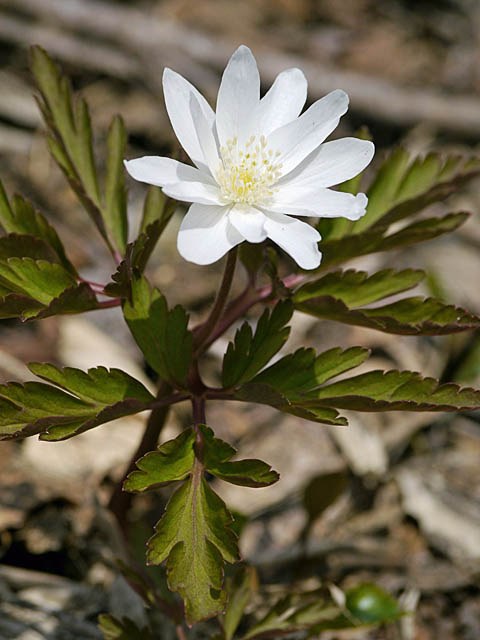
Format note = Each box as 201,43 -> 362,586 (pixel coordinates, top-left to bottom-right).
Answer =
104,215 -> 174,300
353,147 -> 410,232
31,282 -> 99,320
251,347 -> 370,394
123,276 -> 192,387
320,126 -> 372,241
295,294 -> 480,336
351,149 -> 480,233
235,382 -> 348,427
219,566 -> 258,640
147,474 -> 239,625
124,429 -> 196,492
0,293 -> 44,320
294,269 -> 425,307
0,234 -> 61,264
105,115 -> 128,254
201,425 -> 279,488
125,426 -> 279,491
235,347 -> 368,427
31,46 -> 132,256
32,46 -> 102,208
308,369 -> 480,412
243,593 -> 341,639
0,256 -> 98,321
140,186 -> 176,236
0,365 -> 154,441
0,258 -> 76,305
0,183 -> 75,274
222,300 -> 293,388
98,614 -> 153,640
319,211 -> 469,270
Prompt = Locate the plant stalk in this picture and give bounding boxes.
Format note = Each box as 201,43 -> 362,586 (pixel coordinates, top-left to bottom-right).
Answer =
193,247 -> 238,353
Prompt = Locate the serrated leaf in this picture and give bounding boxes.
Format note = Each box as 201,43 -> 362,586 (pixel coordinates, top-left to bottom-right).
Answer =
353,147 -> 410,232
251,347 -> 370,394
220,566 -> 258,640
0,234 -> 61,263
0,293 -> 44,320
0,258 -> 76,304
0,183 -> 75,274
32,47 -> 101,208
0,257 -> 98,322
104,218 -> 172,299
31,46 -> 131,256
235,382 -> 348,427
105,115 -> 128,253
147,474 -> 239,625
351,149 -> 480,233
201,425 -> 279,488
0,365 -> 154,441
294,269 -> 425,307
122,276 -> 192,387
31,282 -> 99,320
307,369 -> 480,412
222,300 -> 293,388
235,347 -> 368,427
125,426 -> 279,491
295,294 -> 480,335
124,429 -> 196,492
98,614 -> 153,640
320,211 -> 469,270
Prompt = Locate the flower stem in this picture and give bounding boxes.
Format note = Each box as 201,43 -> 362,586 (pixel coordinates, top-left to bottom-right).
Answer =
193,247 -> 238,353
108,380 -> 172,536
198,271 -> 306,352
96,298 -> 122,309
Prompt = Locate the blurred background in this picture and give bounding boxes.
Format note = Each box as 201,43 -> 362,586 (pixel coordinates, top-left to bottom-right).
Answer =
0,1 -> 479,638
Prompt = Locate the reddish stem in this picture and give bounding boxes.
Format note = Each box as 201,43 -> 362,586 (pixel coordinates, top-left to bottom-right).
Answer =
198,272 -> 305,353
96,298 -> 122,309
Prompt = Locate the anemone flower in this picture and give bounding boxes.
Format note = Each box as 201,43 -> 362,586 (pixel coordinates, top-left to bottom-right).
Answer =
125,46 -> 374,269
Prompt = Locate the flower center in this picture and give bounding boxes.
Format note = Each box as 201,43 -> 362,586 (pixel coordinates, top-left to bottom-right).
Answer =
216,135 -> 283,205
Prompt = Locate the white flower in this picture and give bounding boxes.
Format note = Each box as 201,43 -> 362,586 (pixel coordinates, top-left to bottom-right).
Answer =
125,46 -> 374,269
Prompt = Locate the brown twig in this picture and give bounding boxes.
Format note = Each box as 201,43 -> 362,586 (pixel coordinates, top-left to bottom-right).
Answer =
108,381 -> 173,537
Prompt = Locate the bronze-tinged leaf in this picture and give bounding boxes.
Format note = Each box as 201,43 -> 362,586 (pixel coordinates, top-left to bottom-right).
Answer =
0,365 -> 154,441
295,294 -> 480,336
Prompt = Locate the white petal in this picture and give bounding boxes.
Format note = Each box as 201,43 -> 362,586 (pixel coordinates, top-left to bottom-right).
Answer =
216,45 -> 260,147
177,203 -> 243,265
163,68 -> 215,172
228,205 -> 267,243
263,211 -> 322,270
124,156 -> 212,187
267,90 -> 349,177
278,138 -> 375,188
255,68 -> 308,137
162,180 -> 223,205
268,187 -> 368,220
189,95 -> 221,178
